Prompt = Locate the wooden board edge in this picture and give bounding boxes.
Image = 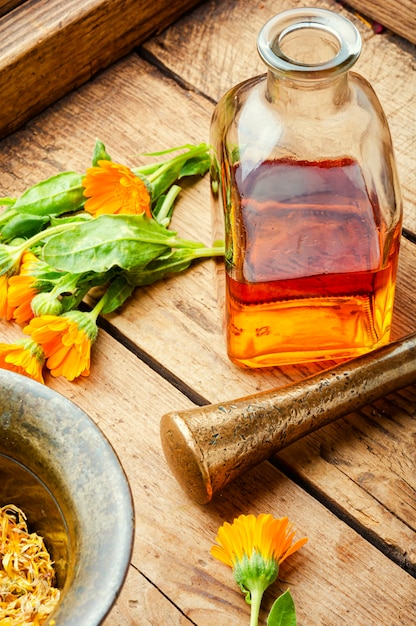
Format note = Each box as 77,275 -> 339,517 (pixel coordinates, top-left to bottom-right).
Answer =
0,0 -> 202,140
343,0 -> 416,45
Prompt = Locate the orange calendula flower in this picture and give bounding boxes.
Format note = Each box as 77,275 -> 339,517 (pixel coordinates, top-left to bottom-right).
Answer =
0,338 -> 45,383
23,311 -> 98,382
7,251 -> 43,325
211,513 -> 308,568
211,514 -> 308,626
83,160 -> 152,218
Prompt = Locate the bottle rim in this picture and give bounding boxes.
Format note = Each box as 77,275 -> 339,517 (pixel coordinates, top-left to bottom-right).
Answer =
257,7 -> 362,80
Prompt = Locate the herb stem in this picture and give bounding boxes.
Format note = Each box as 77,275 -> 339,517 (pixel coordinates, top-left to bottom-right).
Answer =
190,245 -> 225,258
15,222 -> 76,254
90,291 -> 109,320
249,588 -> 262,626
146,143 -> 208,184
132,163 -> 167,176
155,184 -> 182,226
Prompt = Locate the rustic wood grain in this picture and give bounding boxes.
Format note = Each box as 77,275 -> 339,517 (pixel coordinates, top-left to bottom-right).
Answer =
0,48 -> 415,577
143,0 -> 416,235
0,0 -> 202,140
0,45 -> 415,564
1,321 -> 414,624
0,0 -> 416,622
346,0 -> 416,44
104,565 -> 195,625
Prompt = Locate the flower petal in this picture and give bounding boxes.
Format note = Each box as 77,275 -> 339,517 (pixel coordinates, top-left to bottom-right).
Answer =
83,160 -> 152,218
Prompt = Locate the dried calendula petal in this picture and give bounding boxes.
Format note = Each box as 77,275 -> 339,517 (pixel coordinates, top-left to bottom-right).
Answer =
0,504 -> 60,625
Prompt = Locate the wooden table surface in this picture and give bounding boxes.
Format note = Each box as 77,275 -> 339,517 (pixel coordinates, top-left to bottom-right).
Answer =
0,0 -> 415,624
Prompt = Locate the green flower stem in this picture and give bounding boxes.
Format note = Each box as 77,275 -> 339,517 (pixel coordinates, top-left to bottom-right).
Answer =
249,586 -> 264,626
189,245 -> 225,258
168,235 -> 225,253
14,221 -> 76,255
71,286 -> 92,310
90,290 -> 109,321
145,144 -> 208,184
155,184 -> 182,226
132,162 -> 169,177
49,272 -> 82,299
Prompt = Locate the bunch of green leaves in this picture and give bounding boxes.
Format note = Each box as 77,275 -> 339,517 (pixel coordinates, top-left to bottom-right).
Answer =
0,140 -> 224,315
41,213 -> 223,313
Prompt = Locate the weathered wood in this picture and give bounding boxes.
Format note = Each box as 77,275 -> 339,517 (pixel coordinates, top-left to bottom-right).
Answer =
143,0 -> 416,234
0,0 -> 415,622
0,0 -> 202,140
1,321 -> 414,625
0,50 -> 414,574
45,336 -> 416,625
347,0 -> 416,44
104,564 -> 194,625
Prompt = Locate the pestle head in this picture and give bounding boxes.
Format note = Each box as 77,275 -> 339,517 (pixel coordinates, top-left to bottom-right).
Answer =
160,410 -> 213,504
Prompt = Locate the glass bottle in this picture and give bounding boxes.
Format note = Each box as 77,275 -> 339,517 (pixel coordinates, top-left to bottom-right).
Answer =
210,7 -> 402,368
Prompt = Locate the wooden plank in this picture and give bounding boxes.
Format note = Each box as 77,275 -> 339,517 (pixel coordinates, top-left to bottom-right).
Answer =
143,0 -> 416,235
0,0 -> 202,140
0,51 -> 415,574
346,0 -> 416,44
105,565 -> 194,625
39,334 -> 416,624
1,321 -> 414,625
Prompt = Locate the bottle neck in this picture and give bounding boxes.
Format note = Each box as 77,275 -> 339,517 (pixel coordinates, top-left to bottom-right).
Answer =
266,69 -> 350,114
257,8 -> 361,115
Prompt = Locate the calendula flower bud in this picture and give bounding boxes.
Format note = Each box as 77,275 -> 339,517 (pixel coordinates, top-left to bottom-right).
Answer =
0,243 -> 24,277
233,550 -> 279,598
30,292 -> 63,317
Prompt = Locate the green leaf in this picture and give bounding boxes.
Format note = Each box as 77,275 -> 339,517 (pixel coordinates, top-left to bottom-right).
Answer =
1,213 -> 50,242
267,590 -> 297,626
124,248 -> 198,286
14,171 -> 85,216
150,165 -> 183,202
42,214 -> 178,274
0,197 -> 16,208
101,275 -> 135,313
148,143 -> 210,202
50,213 -> 93,226
178,154 -> 210,178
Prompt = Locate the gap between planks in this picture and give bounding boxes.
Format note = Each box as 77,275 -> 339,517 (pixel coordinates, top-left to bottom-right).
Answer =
98,316 -> 210,407
271,452 -> 416,578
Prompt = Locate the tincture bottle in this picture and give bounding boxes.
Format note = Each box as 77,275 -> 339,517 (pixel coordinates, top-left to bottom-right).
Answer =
210,7 -> 402,367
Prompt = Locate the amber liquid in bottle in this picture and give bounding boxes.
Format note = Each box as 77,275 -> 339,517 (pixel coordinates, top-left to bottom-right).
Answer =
225,158 -> 401,367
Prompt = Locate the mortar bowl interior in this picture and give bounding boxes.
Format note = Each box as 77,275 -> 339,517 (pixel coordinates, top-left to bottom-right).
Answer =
0,369 -> 134,626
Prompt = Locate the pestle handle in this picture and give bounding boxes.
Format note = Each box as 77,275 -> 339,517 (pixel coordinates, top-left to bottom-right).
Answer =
160,333 -> 416,504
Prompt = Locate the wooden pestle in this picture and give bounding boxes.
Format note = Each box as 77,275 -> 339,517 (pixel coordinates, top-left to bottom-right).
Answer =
160,332 -> 416,504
